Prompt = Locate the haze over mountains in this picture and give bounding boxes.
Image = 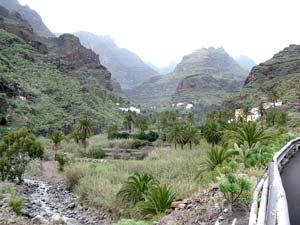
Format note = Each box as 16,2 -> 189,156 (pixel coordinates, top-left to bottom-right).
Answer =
74,31 -> 158,90
126,47 -> 248,119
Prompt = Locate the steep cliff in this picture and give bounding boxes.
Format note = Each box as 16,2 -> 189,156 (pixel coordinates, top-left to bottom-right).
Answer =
74,31 -> 158,90
0,0 -> 54,37
0,6 -> 124,134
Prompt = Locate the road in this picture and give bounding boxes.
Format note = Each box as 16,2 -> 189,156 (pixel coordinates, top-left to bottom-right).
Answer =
281,151 -> 300,225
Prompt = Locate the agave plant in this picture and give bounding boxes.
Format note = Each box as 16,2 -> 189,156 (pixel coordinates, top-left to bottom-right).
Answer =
200,147 -> 231,172
139,184 -> 176,215
117,172 -> 159,204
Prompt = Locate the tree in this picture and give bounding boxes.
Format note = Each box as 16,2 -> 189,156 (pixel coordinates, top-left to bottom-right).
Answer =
124,113 -> 134,133
50,131 -> 64,151
258,104 -> 266,128
135,116 -> 149,134
243,106 -> 251,122
184,124 -> 200,150
203,121 -> 223,147
0,128 -> 44,183
227,122 -> 270,148
268,89 -> 280,109
74,117 -> 92,150
266,108 -> 277,126
200,147 -> 231,172
167,123 -> 184,149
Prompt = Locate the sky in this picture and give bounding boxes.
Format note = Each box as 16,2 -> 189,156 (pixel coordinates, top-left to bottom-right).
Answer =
18,0 -> 300,67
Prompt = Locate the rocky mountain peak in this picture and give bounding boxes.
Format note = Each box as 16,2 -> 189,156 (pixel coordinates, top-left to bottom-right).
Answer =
244,44 -> 300,85
173,47 -> 247,78
0,0 -> 54,37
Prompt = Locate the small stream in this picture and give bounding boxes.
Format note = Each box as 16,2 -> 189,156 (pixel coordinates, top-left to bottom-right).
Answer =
20,179 -> 111,225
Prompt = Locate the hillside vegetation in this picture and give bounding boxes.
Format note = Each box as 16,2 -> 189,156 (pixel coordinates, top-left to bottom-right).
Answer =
0,7 -> 125,134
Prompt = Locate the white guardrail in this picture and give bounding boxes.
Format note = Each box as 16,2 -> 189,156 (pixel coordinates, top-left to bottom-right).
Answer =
249,137 -> 300,225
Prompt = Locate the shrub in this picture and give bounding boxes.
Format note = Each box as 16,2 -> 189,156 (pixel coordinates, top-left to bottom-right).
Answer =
8,197 -> 24,215
139,184 -> 176,215
219,174 -> 251,211
131,140 -> 148,149
113,219 -> 149,225
85,148 -> 106,159
0,128 -> 44,183
55,154 -> 68,172
64,165 -> 88,190
133,131 -> 159,142
109,132 -> 131,140
117,172 -> 159,204
200,147 -> 230,172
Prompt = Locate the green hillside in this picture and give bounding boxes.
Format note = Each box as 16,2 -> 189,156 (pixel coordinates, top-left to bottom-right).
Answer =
0,8 -> 125,134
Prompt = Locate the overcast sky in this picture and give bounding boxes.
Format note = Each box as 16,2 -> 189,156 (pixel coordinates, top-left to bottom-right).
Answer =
18,0 -> 300,67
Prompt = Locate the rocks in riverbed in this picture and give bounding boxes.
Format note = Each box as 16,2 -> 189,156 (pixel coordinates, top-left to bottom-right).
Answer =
20,179 -> 112,225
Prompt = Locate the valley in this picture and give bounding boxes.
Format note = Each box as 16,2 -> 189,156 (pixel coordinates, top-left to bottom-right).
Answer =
0,1 -> 300,225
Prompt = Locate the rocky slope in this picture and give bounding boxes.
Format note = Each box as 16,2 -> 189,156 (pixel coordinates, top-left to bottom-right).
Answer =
236,55 -> 256,71
74,31 -> 158,90
126,47 -> 248,118
0,6 -> 124,134
0,0 -> 54,37
223,44 -> 300,113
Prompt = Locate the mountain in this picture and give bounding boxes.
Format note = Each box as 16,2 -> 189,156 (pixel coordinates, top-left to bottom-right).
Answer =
74,31 -> 158,90
223,44 -> 300,113
0,0 -> 54,37
146,61 -> 177,75
0,6 -> 125,134
236,55 -> 256,71
126,47 -> 248,118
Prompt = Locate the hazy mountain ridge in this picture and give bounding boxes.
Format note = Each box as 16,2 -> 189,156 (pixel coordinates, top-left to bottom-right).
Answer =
0,6 -> 124,134
235,55 -> 256,71
74,31 -> 158,90
126,47 -> 248,113
0,0 -> 54,37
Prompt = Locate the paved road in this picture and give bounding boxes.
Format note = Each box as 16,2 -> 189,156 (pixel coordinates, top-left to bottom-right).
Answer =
281,151 -> 300,225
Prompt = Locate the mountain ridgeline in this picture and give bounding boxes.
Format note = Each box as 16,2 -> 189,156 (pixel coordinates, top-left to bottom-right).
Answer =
0,5 -> 125,134
0,0 -> 54,37
235,55 -> 256,71
223,44 -> 300,114
74,31 -> 158,90
126,47 -> 248,120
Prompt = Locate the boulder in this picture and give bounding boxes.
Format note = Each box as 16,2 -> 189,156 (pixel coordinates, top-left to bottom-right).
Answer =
32,215 -> 49,225
50,214 -> 66,225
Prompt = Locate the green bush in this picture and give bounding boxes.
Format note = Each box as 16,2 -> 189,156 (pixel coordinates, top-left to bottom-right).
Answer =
8,197 -> 24,215
117,172 -> 159,204
55,154 -> 68,172
139,184 -> 176,215
219,174 -> 251,211
131,140 -> 148,149
200,147 -> 230,172
109,132 -> 131,140
113,219 -> 149,225
0,128 -> 44,183
85,148 -> 106,159
64,164 -> 88,190
133,131 -> 159,142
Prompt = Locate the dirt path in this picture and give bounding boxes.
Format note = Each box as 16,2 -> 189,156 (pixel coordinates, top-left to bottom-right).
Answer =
34,160 -> 63,183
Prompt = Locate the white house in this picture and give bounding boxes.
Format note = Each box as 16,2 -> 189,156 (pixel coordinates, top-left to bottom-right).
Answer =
119,106 -> 141,114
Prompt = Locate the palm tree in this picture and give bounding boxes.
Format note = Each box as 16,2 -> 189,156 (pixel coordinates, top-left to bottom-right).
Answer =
184,125 -> 199,150
50,131 -> 64,151
124,113 -> 134,133
228,122 -> 270,148
268,89 -> 280,109
243,106 -> 252,122
167,123 -> 184,149
117,172 -> 159,204
200,147 -> 231,172
76,117 -> 92,150
203,121 -> 222,147
258,104 -> 266,128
